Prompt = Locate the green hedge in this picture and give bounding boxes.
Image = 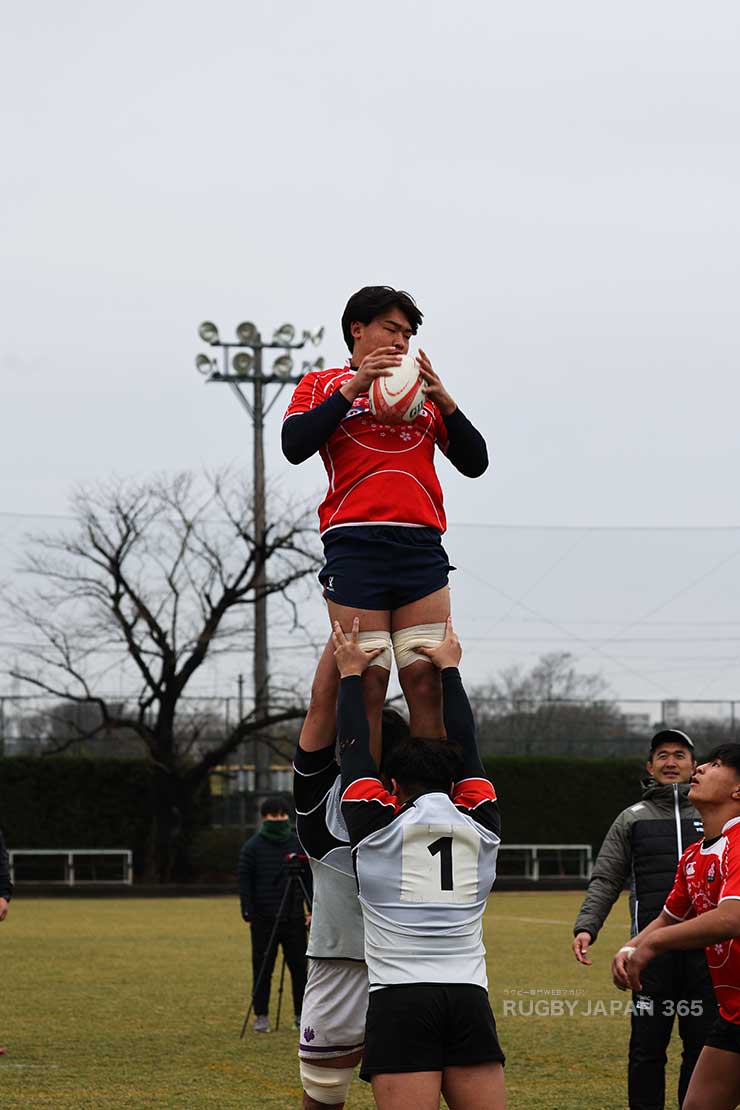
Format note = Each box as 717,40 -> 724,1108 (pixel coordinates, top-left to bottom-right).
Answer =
484,755 -> 646,850
0,757 -> 155,875
0,755 -> 649,880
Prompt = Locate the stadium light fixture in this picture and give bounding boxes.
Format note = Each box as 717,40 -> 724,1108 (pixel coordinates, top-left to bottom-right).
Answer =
232,352 -> 255,375
236,321 -> 259,346
302,326 -> 325,346
198,321 -> 220,345
272,323 -> 296,346
195,354 -> 215,375
193,313 -> 324,796
272,354 -> 294,378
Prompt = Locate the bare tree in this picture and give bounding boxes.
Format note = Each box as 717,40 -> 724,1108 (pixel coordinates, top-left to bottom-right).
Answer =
6,469 -> 320,880
471,652 -> 623,756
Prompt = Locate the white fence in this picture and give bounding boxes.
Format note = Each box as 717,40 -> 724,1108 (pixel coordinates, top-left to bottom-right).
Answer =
498,844 -> 593,881
9,849 -> 133,886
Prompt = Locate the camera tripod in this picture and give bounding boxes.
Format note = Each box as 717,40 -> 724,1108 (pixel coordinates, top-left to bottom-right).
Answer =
240,855 -> 312,1039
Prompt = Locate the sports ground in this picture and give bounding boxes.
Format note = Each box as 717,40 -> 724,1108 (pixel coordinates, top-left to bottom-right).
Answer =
2,890 -> 686,1109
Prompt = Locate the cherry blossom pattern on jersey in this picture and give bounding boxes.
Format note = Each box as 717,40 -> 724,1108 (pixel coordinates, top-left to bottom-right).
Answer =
283,366 -> 450,535
664,815 -> 740,1023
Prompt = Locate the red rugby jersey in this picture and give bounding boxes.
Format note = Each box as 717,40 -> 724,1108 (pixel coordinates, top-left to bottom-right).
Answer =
283,366 -> 450,536
664,815 -> 740,1023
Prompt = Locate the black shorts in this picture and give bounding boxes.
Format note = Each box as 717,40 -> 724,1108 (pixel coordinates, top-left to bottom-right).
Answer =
360,983 -> 505,1080
705,1013 -> 740,1055
319,525 -> 454,611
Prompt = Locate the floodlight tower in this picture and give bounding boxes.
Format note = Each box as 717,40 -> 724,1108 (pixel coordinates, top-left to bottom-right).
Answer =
195,319 -> 324,795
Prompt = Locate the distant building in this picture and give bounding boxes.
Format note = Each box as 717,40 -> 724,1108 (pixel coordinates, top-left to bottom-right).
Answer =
663,700 -> 681,727
623,713 -> 652,735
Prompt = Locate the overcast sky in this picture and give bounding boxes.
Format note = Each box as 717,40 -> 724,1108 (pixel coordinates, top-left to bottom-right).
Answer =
3,1 -> 740,710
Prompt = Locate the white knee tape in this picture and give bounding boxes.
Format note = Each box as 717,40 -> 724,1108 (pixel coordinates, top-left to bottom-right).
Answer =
357,630 -> 392,670
300,1061 -> 354,1104
392,622 -> 447,670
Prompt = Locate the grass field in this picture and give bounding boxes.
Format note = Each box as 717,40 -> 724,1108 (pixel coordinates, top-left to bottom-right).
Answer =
1,891 -> 685,1109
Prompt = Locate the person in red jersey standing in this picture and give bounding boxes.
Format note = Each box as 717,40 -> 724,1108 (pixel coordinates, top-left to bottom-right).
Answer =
282,286 -> 488,750
612,744 -> 740,1110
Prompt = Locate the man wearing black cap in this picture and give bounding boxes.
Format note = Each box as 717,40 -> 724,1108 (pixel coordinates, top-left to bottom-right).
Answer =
571,730 -> 716,1110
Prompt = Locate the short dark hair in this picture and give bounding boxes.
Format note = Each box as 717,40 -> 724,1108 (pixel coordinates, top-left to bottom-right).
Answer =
383,738 -> 463,797
704,744 -> 740,775
379,707 -> 411,775
261,795 -> 289,817
341,286 -> 423,353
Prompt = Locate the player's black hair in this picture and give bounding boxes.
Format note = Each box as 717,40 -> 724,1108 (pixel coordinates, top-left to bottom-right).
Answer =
704,744 -> 740,776
383,738 -> 463,796
260,795 -> 290,817
378,707 -> 411,775
341,286 -> 423,353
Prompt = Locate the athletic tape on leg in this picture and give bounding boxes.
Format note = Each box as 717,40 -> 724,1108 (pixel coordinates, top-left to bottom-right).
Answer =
300,1061 -> 354,1105
357,630 -> 392,671
392,622 -> 447,670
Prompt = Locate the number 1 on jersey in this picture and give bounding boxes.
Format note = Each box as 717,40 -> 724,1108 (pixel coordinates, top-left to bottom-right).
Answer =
400,822 -> 483,903
428,836 -> 454,890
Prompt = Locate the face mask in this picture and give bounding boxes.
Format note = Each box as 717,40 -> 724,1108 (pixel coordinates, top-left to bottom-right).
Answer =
259,817 -> 292,843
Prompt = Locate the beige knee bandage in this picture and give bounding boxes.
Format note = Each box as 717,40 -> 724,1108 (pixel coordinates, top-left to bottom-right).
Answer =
357,630 -> 392,670
300,1061 -> 354,1104
392,622 -> 447,670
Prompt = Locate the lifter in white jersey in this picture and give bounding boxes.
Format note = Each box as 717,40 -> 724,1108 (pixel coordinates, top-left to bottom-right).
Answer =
293,638 -> 409,1109
334,617 -> 506,1110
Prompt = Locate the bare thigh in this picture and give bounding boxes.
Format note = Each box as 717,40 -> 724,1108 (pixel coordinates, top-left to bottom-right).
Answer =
682,1045 -> 740,1109
392,587 -> 450,737
391,586 -> 450,632
326,600 -> 391,634
371,1071 -> 442,1110
442,1062 -> 507,1110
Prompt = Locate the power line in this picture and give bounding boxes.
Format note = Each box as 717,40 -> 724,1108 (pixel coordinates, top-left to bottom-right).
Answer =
4,507 -> 740,530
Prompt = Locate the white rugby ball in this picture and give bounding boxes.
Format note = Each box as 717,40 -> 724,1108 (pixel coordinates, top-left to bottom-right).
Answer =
369,354 -> 425,424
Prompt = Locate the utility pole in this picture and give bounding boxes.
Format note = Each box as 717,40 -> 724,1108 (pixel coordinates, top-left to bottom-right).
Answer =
195,319 -> 324,796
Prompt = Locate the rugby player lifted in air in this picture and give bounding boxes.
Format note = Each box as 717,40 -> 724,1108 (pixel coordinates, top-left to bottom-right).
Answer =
282,286 -> 488,750
612,744 -> 740,1110
335,617 -> 506,1110
293,638 -> 409,1109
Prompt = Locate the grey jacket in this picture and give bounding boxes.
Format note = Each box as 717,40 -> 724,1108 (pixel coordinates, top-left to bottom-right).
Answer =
574,780 -> 703,942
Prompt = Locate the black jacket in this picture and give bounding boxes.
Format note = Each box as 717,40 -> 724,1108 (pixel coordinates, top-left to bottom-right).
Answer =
574,780 -> 703,940
0,828 -> 12,901
574,780 -> 714,1002
238,829 -> 311,921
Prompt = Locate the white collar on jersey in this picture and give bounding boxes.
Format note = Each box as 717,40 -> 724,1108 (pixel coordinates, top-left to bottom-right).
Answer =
722,815 -> 740,835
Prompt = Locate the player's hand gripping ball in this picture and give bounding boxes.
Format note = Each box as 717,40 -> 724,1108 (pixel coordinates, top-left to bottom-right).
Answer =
369,354 -> 425,425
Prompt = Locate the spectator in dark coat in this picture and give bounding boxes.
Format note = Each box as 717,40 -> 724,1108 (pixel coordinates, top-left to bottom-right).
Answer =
238,796 -> 311,1033
0,826 -> 12,922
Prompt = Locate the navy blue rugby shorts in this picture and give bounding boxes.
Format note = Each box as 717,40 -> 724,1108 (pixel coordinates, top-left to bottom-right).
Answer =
318,525 -> 455,611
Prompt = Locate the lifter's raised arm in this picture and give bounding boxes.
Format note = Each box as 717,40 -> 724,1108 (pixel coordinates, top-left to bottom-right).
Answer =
417,618 -> 500,835
334,619 -> 398,848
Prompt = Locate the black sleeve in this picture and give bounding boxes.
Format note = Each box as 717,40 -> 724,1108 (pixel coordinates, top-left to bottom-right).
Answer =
293,744 -> 348,862
338,676 -> 397,847
293,744 -> 340,814
442,666 -> 484,778
442,407 -> 489,478
0,830 -> 12,902
282,391 -> 352,464
442,667 -> 501,837
237,839 -> 256,920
